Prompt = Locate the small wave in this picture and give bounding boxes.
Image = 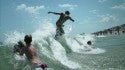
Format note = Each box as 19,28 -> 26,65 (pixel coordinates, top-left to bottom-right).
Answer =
14,54 -> 26,61
49,38 -> 81,69
82,48 -> 105,54
97,35 -> 106,37
4,22 -> 106,70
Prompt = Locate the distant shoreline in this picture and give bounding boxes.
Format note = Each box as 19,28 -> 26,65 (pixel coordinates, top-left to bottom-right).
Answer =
92,24 -> 125,36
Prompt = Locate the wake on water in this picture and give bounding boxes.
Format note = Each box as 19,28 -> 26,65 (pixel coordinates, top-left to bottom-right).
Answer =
4,21 -> 105,70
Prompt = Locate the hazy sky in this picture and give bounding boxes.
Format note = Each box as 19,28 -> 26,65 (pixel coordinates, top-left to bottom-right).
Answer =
0,0 -> 125,42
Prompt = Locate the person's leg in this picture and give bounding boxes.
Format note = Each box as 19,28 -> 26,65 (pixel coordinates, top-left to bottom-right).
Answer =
55,25 -> 65,39
55,27 -> 60,36
56,27 -> 60,34
58,25 -> 64,35
54,26 -> 60,39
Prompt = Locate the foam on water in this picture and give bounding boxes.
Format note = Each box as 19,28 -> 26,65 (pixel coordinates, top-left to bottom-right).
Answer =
4,21 -> 105,70
97,35 -> 106,37
64,36 -> 84,52
48,37 -> 81,69
73,34 -> 106,54
4,31 -> 25,45
32,22 -> 81,69
14,54 -> 26,60
82,48 -> 106,54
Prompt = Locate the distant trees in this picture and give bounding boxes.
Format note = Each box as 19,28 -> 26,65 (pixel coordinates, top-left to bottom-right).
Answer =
115,26 -> 120,35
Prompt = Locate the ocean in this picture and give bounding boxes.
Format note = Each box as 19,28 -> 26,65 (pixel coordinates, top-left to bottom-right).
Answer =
0,23 -> 125,70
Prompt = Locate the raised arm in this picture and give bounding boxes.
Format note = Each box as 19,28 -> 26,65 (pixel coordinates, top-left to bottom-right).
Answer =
69,17 -> 74,22
48,11 -> 61,15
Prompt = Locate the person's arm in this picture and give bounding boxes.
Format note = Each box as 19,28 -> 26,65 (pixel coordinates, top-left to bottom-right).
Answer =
69,17 -> 74,22
48,11 -> 61,15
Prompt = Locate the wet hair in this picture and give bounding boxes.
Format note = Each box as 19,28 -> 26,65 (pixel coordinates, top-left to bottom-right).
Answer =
24,35 -> 32,44
87,41 -> 92,45
65,11 -> 70,15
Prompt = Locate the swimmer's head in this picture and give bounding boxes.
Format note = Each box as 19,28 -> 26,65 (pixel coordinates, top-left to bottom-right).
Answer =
65,11 -> 70,15
24,35 -> 32,44
87,41 -> 92,45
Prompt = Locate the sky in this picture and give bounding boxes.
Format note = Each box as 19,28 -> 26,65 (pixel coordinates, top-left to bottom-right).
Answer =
0,0 -> 125,42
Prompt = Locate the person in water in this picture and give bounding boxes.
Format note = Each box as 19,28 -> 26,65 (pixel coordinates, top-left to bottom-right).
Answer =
87,41 -> 96,49
48,11 -> 74,37
18,35 -> 47,70
87,41 -> 92,45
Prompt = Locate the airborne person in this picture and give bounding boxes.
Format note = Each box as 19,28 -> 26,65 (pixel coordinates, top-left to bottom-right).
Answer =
48,11 -> 74,38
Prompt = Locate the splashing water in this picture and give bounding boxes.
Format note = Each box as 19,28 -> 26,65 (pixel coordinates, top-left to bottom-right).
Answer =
4,31 -> 25,45
4,21 -> 105,70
